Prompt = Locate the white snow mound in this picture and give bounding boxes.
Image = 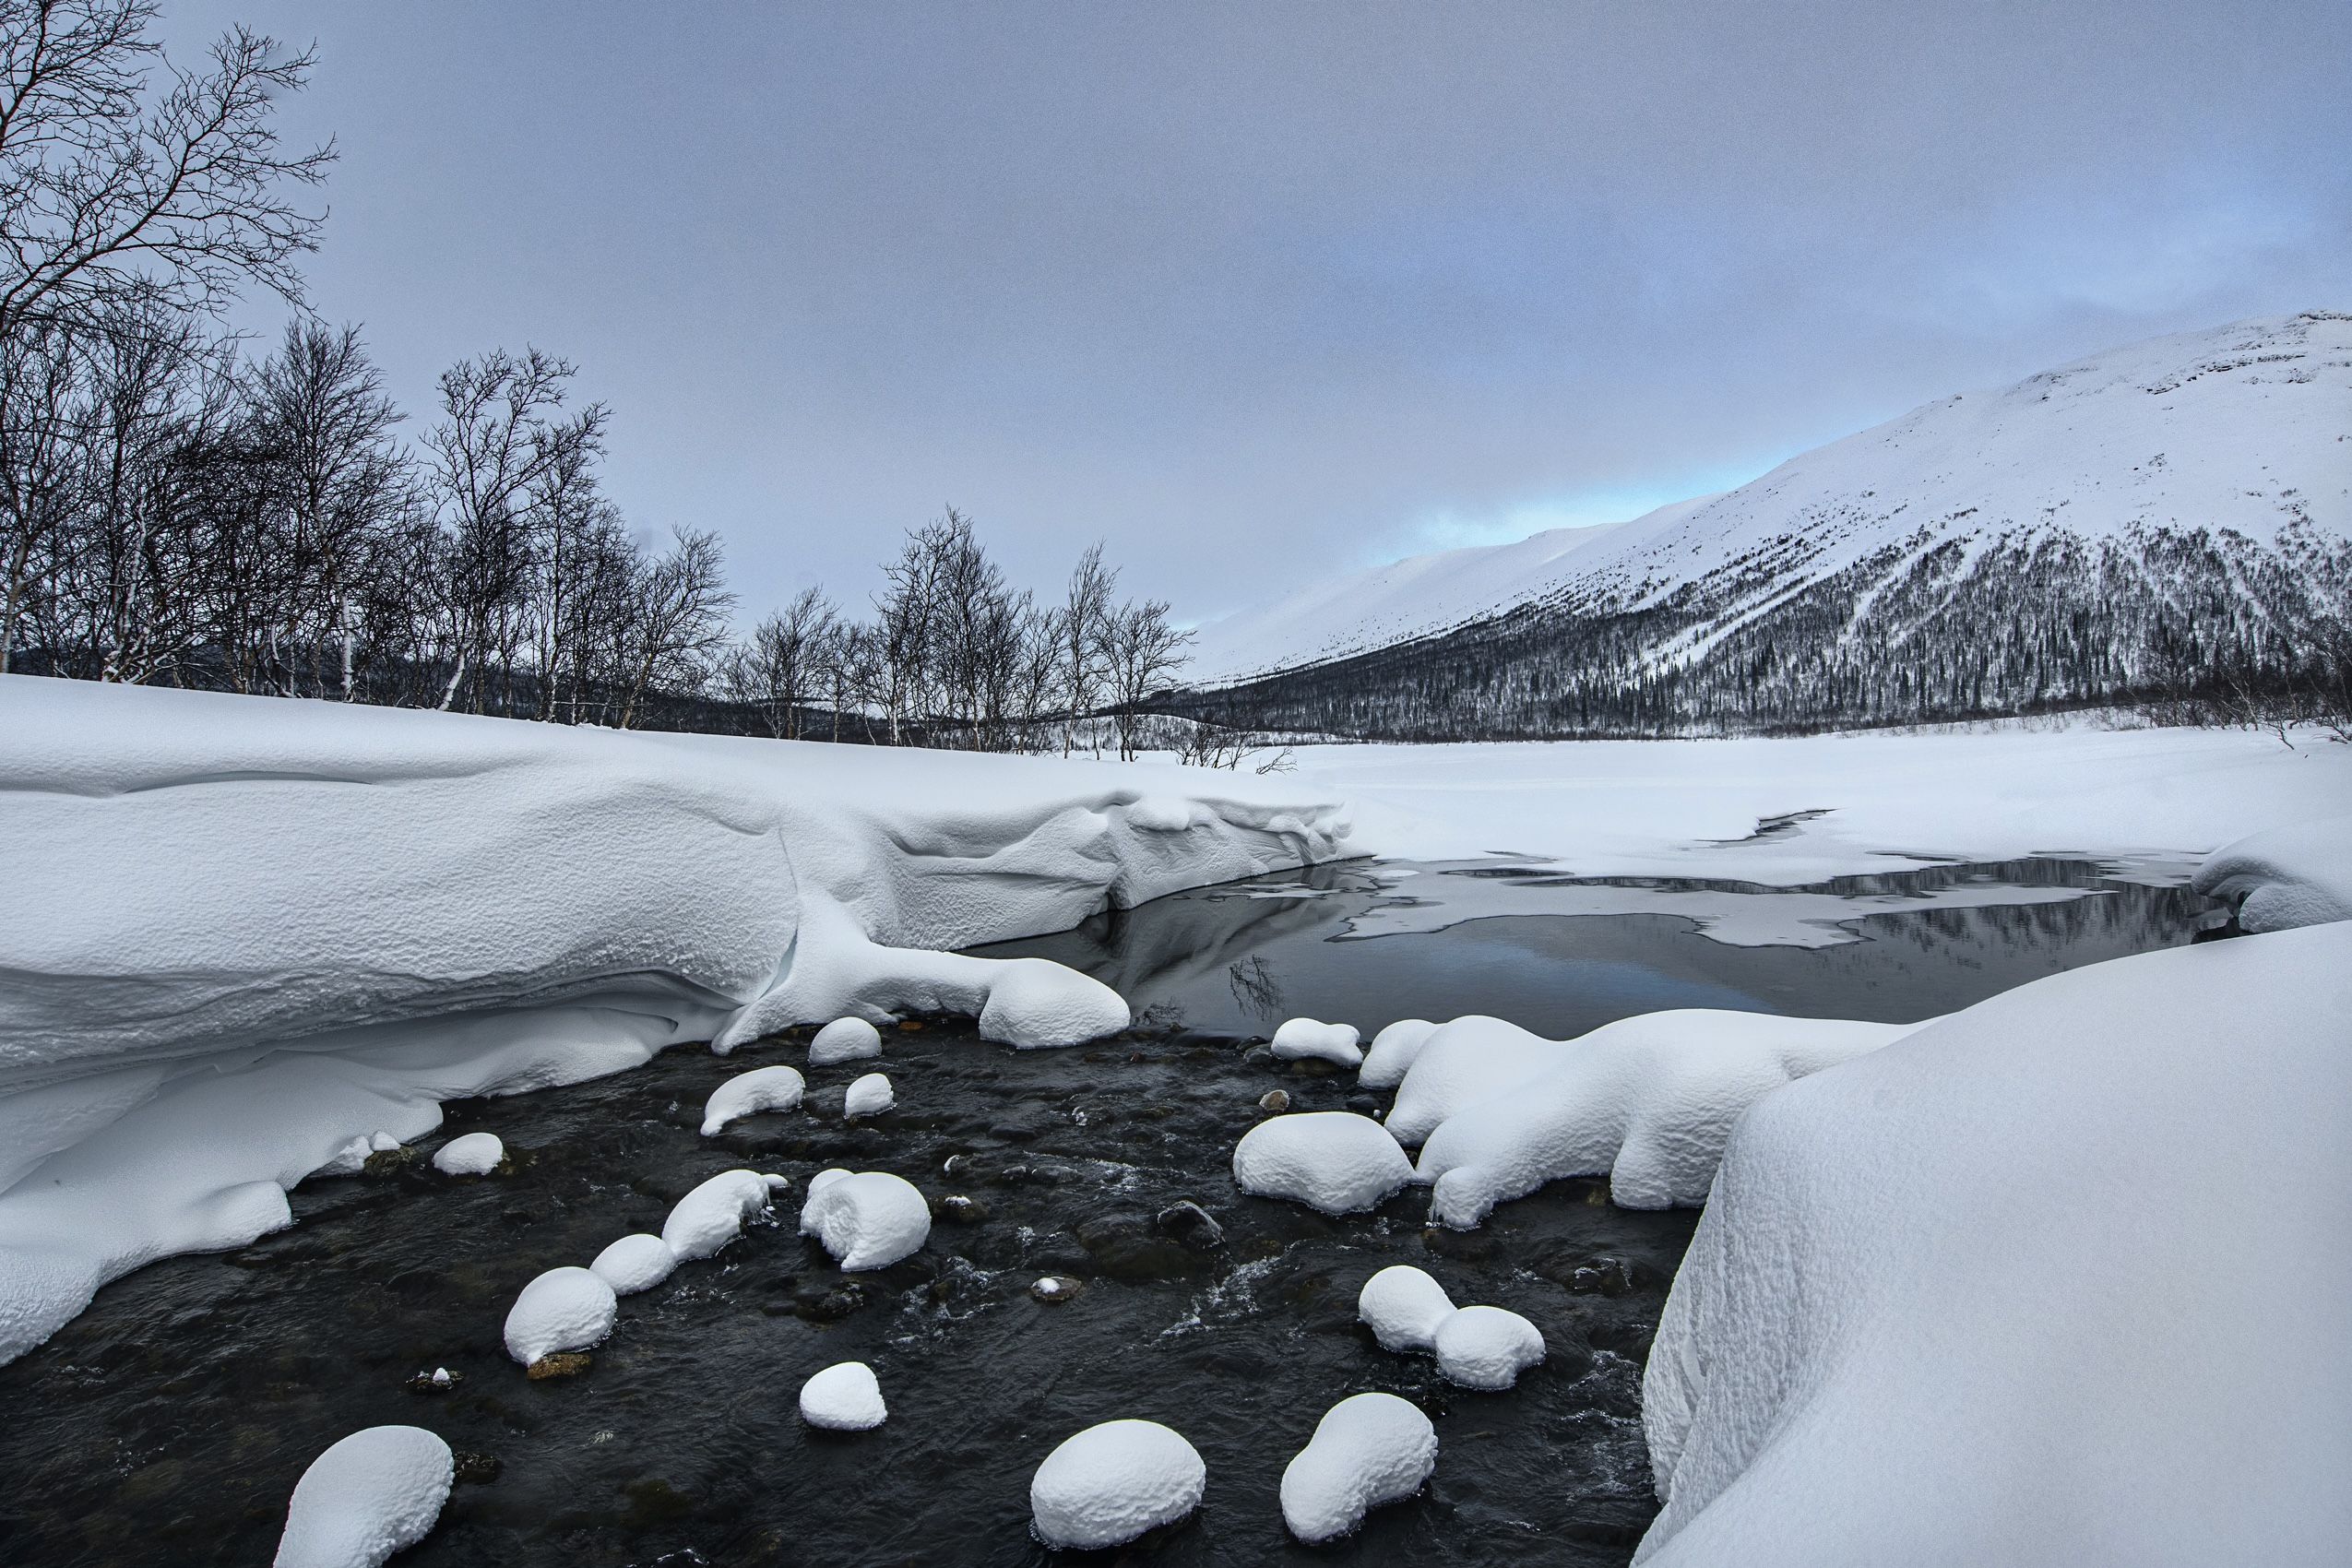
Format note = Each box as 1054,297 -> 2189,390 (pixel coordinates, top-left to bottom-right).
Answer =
274,1424 -> 453,1568
1357,1019 -> 1438,1090
1029,1419 -> 1207,1550
1357,1265 -> 1457,1353
808,1016 -> 883,1066
429,1133 -> 503,1176
799,1360 -> 887,1431
661,1170 -> 790,1261
1434,1304 -> 1546,1391
1279,1392 -> 1438,1543
699,1065 -> 805,1135
1271,1018 -> 1363,1066
502,1265 -> 618,1366
1635,923 -> 2352,1567
588,1233 -> 676,1296
2192,813 -> 2352,933
1382,1016 -> 1559,1145
799,1170 -> 931,1270
1410,1010 -> 1914,1224
842,1072 -> 895,1119
1232,1111 -> 1412,1215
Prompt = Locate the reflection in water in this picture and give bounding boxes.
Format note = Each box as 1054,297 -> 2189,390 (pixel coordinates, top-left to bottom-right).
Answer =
978,858 -> 2220,1039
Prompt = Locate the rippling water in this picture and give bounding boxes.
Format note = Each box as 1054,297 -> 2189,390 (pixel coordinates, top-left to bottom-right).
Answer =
0,859 -> 2213,1566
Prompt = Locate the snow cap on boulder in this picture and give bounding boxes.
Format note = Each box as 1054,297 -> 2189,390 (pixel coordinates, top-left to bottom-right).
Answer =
1233,1111 -> 1412,1215
661,1169 -> 790,1260
589,1232 -> 676,1296
503,1265 -> 617,1366
978,956 -> 1130,1048
1433,1303 -> 1545,1391
700,1064 -> 805,1135
842,1072 -> 895,1119
1029,1419 -> 1206,1550
430,1132 -> 503,1176
809,1016 -> 885,1066
1280,1392 -> 1437,1542
1357,1265 -> 1457,1353
1357,1019 -> 1438,1090
1271,1017 -> 1362,1067
800,1360 -> 887,1431
800,1170 -> 930,1270
274,1424 -> 453,1568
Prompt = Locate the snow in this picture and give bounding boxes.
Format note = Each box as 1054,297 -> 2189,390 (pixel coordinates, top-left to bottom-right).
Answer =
1232,1111 -> 1413,1215
1270,1017 -> 1362,1066
429,1132 -> 503,1176
1432,1304 -> 1546,1391
1412,1011 -> 1915,1224
2192,814 -> 2352,933
1382,1016 -> 1561,1146
1635,921 -> 2352,1567
0,675 -> 1348,1362
1356,1265 -> 1457,1353
699,1064 -> 805,1135
661,1170 -> 790,1261
841,1072 -> 895,1118
1356,1018 -> 1437,1090
808,1016 -> 884,1066
273,1425 -> 453,1568
799,1170 -> 931,1270
502,1265 -> 618,1366
1279,1392 -> 1438,1543
1028,1419 -> 1207,1550
799,1360 -> 887,1431
588,1233 -> 677,1296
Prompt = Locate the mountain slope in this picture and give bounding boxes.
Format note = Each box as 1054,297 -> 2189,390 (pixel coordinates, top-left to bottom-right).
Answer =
1180,311 -> 2352,738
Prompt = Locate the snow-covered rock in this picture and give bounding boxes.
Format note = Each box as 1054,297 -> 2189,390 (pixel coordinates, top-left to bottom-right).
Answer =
1232,1111 -> 1412,1215
799,1170 -> 930,1270
274,1425 -> 453,1568
1635,922 -> 2352,1567
1279,1392 -> 1438,1543
429,1132 -> 503,1176
699,1065 -> 805,1135
1382,1016 -> 1559,1145
842,1072 -> 895,1119
1433,1304 -> 1546,1391
1408,1011 -> 1912,1224
808,1016 -> 884,1066
1029,1419 -> 1207,1550
2192,814 -> 2352,933
1271,1017 -> 1362,1066
661,1170 -> 790,1261
588,1233 -> 676,1296
1357,1265 -> 1457,1353
799,1360 -> 887,1431
503,1265 -> 617,1367
1356,1019 -> 1437,1090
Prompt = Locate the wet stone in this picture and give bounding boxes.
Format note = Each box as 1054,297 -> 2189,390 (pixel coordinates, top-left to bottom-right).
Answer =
525,1352 -> 592,1381
932,1194 -> 991,1225
1154,1200 -> 1226,1252
1257,1088 -> 1291,1113
451,1452 -> 502,1485
794,1282 -> 870,1324
1073,1213 -> 1206,1283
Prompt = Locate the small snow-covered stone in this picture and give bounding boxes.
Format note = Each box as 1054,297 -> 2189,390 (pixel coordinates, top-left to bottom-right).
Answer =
1232,1111 -> 1412,1215
799,1170 -> 931,1270
661,1169 -> 790,1261
809,1016 -> 885,1066
1357,1265 -> 1456,1353
274,1424 -> 453,1568
977,956 -> 1131,1048
1358,1019 -> 1438,1090
503,1265 -> 617,1366
1279,1392 -> 1437,1543
1029,1419 -> 1206,1550
1433,1303 -> 1545,1391
431,1132 -> 504,1176
800,1360 -> 887,1430
589,1232 -> 677,1296
369,1131 -> 401,1153
842,1072 -> 895,1119
699,1064 -> 805,1135
1272,1017 -> 1363,1067
1031,1275 -> 1082,1303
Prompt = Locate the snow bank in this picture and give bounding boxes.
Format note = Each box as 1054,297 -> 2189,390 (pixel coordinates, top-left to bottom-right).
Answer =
1356,1265 -> 1456,1353
1356,1018 -> 1437,1090
274,1425 -> 453,1568
1382,1016 -> 1562,1146
1406,1011 -> 1912,1224
1433,1304 -> 1545,1391
841,1072 -> 895,1118
799,1170 -> 931,1270
0,676 -> 1348,1362
502,1265 -> 617,1366
800,1360 -> 887,1431
700,1064 -> 805,1135
1232,1111 -> 1412,1214
1280,1392 -> 1437,1543
588,1233 -> 676,1296
2192,814 -> 2352,933
1271,1018 -> 1362,1066
1029,1420 -> 1207,1550
429,1132 -> 503,1176
661,1170 -> 789,1261
808,1016 -> 883,1066
1636,922 -> 2352,1567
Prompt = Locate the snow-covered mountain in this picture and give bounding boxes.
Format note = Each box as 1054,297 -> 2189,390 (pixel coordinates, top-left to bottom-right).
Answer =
1182,311 -> 2352,736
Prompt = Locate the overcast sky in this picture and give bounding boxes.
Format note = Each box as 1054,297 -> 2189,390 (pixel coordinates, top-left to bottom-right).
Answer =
166,1 -> 2352,625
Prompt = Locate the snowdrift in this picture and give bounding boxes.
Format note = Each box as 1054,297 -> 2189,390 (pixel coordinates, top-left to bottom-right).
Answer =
2192,814 -> 2352,933
1636,922 -> 2352,1567
0,676 -> 1348,1363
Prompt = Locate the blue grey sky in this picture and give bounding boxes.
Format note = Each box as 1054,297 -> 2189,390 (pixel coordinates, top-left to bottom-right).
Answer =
167,1 -> 2352,624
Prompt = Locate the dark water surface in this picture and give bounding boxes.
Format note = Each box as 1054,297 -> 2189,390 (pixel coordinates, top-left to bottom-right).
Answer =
0,859 -> 2214,1567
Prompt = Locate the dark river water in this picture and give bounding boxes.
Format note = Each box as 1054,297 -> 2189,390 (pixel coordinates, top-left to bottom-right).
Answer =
0,859 -> 2215,1567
